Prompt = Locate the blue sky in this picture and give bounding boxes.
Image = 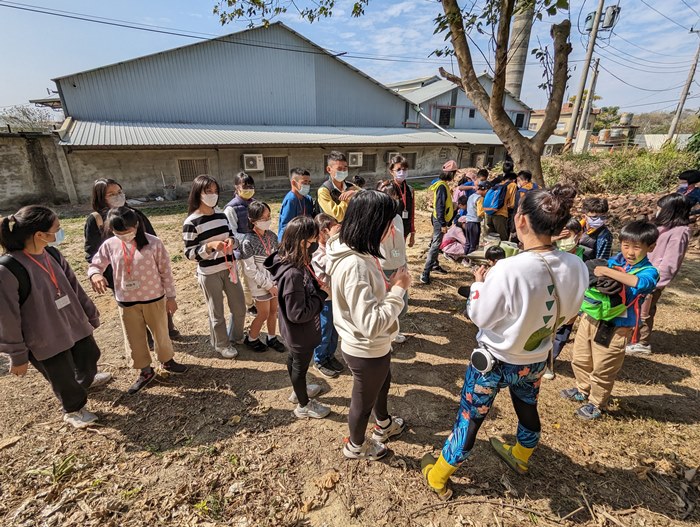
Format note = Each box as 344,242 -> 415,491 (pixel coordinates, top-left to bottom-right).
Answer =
1,0 -> 698,118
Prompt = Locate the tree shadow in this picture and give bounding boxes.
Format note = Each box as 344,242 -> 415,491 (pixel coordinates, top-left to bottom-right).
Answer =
647,329 -> 699,358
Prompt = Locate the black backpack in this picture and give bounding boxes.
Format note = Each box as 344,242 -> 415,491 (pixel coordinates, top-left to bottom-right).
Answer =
0,246 -> 62,306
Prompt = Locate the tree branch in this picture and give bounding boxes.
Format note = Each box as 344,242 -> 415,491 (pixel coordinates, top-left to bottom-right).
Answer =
489,0 -> 516,120
531,19 -> 572,150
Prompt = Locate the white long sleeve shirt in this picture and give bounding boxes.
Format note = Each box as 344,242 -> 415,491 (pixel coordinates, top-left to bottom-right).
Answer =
467,250 -> 588,365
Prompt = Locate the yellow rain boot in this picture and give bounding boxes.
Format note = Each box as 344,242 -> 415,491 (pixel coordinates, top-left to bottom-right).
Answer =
421,453 -> 457,500
490,437 -> 532,474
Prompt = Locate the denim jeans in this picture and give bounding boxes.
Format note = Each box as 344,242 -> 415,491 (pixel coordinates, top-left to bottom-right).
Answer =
423,218 -> 445,274
313,301 -> 338,365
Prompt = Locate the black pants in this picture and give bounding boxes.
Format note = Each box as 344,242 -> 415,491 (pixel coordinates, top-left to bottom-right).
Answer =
28,335 -> 100,413
343,351 -> 391,445
464,222 -> 481,255
287,346 -> 313,407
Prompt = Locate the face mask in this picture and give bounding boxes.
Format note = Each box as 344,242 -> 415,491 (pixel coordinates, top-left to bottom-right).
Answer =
586,216 -> 606,230
115,231 -> 136,243
555,236 -> 578,253
201,193 -> 219,207
333,170 -> 349,182
46,228 -> 65,247
298,184 -> 311,196
308,241 -> 319,256
394,170 -> 406,183
107,192 -> 126,208
255,219 -> 271,231
239,189 -> 255,200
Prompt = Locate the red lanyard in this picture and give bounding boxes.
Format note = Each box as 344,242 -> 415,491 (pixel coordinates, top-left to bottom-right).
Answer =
224,250 -> 238,284
373,257 -> 391,292
297,197 -> 308,216
305,264 -> 322,287
23,250 -> 61,297
396,181 -> 408,209
255,230 -> 272,256
121,241 -> 137,276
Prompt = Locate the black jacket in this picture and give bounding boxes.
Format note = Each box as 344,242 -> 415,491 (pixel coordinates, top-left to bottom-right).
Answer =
264,252 -> 327,351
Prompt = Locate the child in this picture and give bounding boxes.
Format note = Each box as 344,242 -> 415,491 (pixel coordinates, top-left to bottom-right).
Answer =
627,193 -> 692,354
239,201 -> 285,353
311,213 -> 343,379
515,170 -> 539,211
319,151 -> 358,223
388,154 -> 416,248
352,175 -> 366,189
463,181 -> 488,255
453,195 -> 469,225
421,160 -> 457,285
224,172 -> 257,312
278,168 -> 313,242
265,216 -> 331,419
580,197 -> 613,260
676,169 -> 700,210
563,220 -> 660,420
90,207 -> 187,394
457,245 -> 505,300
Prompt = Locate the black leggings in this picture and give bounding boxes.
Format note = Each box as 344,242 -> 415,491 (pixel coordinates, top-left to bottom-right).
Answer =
287,346 -> 313,407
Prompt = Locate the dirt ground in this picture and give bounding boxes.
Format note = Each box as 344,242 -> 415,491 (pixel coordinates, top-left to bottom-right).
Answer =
1,198 -> 699,527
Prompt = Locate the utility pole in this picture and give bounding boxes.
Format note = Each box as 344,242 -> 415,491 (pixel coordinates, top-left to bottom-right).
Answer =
667,30 -> 700,141
565,0 -> 606,146
577,58 -> 600,153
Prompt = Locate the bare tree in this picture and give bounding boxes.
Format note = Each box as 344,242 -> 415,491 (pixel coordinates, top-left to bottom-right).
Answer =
213,0 -> 572,185
0,105 -> 63,132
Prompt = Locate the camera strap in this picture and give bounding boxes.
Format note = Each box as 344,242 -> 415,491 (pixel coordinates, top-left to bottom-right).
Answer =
533,253 -> 562,372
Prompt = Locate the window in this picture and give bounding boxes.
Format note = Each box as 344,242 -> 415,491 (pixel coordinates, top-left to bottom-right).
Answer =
402,152 -> 417,169
263,156 -> 289,180
468,108 -> 476,118
514,113 -> 525,129
178,158 -> 209,183
359,154 -> 377,173
438,108 -> 452,126
486,147 -> 496,167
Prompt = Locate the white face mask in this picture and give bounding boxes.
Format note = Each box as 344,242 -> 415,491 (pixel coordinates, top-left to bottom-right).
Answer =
394,170 -> 407,183
46,228 -> 65,247
115,231 -> 136,243
555,236 -> 578,253
255,219 -> 272,231
299,184 -> 311,196
201,193 -> 219,208
333,170 -> 349,182
107,192 -> 126,208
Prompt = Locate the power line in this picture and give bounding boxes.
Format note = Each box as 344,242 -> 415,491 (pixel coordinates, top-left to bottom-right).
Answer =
612,31 -> 692,57
620,94 -> 699,109
599,62 -> 687,92
680,0 -> 700,19
638,0 -> 691,31
594,49 -> 690,73
598,41 -> 694,65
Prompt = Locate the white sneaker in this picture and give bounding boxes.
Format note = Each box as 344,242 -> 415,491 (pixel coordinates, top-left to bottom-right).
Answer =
89,372 -> 113,388
371,416 -> 406,443
294,399 -> 331,419
343,437 -> 388,460
542,368 -> 555,380
626,343 -> 652,355
216,346 -> 239,359
63,407 -> 98,429
288,384 -> 323,404
392,333 -> 407,344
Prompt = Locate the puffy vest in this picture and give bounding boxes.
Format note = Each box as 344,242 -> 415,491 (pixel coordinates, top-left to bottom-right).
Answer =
225,195 -> 252,235
430,180 -> 454,223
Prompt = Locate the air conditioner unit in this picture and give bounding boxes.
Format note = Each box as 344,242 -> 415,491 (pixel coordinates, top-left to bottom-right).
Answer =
386,151 -> 401,162
242,154 -> 264,171
544,144 -> 554,156
348,152 -> 363,167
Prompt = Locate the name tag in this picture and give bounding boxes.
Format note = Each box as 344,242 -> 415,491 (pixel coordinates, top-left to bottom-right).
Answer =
123,279 -> 141,291
402,210 -> 409,219
391,249 -> 401,258
55,295 -> 71,310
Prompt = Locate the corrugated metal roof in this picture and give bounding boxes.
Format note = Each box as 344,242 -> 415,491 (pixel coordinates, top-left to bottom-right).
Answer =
403,80 -> 455,104
59,120 -> 565,147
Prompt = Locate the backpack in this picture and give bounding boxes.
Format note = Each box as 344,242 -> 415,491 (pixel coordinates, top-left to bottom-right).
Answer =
580,265 -> 652,322
0,246 -> 62,306
482,182 -> 509,216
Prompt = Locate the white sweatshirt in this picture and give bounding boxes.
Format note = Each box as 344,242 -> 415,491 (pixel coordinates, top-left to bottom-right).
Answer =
379,215 -> 407,272
326,235 -> 405,358
468,250 -> 588,365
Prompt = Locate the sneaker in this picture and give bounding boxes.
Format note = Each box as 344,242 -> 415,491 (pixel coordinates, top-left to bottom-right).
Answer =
244,336 -> 268,353
168,329 -> 182,339
314,361 -> 339,379
576,403 -> 602,420
217,346 -> 239,359
626,343 -> 652,355
432,265 -> 448,275
288,384 -> 323,404
89,372 -> 112,389
267,336 -> 286,353
247,305 -> 257,316
489,437 -> 528,475
128,368 -> 156,394
419,273 -> 430,285
162,359 -> 188,374
294,399 -> 331,419
343,437 -> 388,461
392,333 -> 407,344
63,407 -> 98,429
542,368 -> 555,380
327,356 -> 345,373
560,387 -> 588,402
371,416 -> 406,443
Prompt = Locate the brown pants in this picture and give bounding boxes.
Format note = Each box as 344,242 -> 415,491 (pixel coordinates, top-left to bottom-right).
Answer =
487,214 -> 508,241
571,315 -> 632,408
637,289 -> 663,346
119,298 -> 174,369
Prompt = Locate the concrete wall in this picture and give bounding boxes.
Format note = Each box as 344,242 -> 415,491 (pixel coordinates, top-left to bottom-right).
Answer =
0,133 -> 67,209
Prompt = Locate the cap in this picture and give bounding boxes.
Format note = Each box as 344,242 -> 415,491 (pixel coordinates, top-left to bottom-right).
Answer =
442,160 -> 458,172
477,181 -> 490,190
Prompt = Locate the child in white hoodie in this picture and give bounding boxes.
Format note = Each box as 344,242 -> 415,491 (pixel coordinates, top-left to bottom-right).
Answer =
326,190 -> 411,461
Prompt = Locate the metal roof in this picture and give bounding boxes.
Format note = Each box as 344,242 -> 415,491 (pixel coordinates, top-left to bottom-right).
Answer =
59,120 -> 565,148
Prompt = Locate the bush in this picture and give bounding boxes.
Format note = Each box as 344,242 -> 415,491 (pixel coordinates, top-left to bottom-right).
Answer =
542,147 -> 699,194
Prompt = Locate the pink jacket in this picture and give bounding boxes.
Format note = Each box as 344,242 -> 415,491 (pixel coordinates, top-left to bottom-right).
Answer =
647,225 -> 691,289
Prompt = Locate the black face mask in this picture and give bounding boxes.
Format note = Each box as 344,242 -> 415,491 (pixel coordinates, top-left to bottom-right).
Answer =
308,241 -> 319,257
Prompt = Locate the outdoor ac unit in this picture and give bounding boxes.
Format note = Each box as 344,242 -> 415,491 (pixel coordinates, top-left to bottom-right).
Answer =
348,152 -> 363,167
386,151 -> 401,162
242,154 -> 264,171
544,144 -> 554,156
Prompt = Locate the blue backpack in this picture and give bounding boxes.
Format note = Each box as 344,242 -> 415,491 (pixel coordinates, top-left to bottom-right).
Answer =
483,183 -> 508,216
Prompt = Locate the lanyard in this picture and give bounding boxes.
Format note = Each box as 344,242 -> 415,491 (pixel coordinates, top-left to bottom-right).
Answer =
297,197 -> 308,216
255,230 -> 272,256
373,257 -> 391,292
23,250 -> 61,297
396,181 -> 408,210
305,264 -> 322,286
121,241 -> 137,276
223,250 -> 238,284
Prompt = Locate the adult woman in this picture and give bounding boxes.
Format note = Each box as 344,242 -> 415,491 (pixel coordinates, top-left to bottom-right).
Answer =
421,185 -> 588,499
183,175 -> 246,358
387,155 -> 415,248
0,206 -> 111,428
84,178 -> 180,338
326,190 -> 411,460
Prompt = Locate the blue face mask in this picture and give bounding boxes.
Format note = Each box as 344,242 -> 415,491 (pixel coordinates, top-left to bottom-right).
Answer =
48,228 -> 65,247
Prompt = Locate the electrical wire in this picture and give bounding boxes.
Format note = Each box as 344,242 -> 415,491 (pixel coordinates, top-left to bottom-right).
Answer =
680,0 -> 700,20
620,94 -> 699,109
597,41 -> 694,65
594,49 -> 690,73
638,0 -> 691,31
598,62 -> 687,92
612,30 -> 693,57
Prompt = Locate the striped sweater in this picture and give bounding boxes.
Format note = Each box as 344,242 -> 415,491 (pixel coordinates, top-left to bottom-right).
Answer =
183,210 -> 237,275
240,229 -> 279,297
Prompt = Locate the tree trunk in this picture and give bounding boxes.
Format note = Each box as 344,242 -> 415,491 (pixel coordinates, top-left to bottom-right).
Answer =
508,141 -> 545,186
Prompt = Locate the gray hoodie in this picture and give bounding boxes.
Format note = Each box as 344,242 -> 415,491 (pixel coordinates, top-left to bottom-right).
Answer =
325,235 -> 405,358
